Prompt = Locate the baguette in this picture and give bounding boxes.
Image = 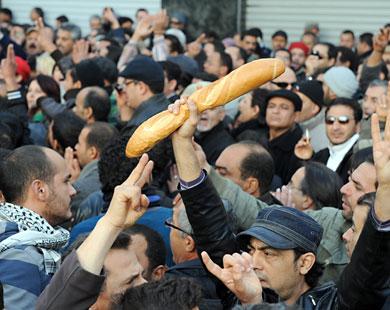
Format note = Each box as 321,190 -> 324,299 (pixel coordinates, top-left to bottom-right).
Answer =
126,58 -> 285,157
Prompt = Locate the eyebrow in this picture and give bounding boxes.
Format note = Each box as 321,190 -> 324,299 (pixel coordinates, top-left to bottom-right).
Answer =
249,243 -> 274,251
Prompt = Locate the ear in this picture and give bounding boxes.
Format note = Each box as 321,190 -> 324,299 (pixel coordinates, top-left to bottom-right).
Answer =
252,105 -> 260,116
31,179 -> 50,201
168,79 -> 177,93
87,145 -> 99,160
84,106 -> 94,122
138,81 -> 149,96
297,252 -> 316,276
151,265 -> 168,281
185,235 -> 196,252
242,177 -> 260,196
74,80 -> 82,89
301,195 -> 314,211
311,103 -> 320,115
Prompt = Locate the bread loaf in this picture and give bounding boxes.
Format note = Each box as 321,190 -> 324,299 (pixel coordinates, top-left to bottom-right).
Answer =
126,58 -> 285,157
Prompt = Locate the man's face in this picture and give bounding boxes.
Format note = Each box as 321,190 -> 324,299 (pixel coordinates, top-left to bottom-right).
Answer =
197,107 -> 224,132
43,149 -> 76,226
287,167 -> 307,211
302,34 -> 316,50
204,52 -> 222,77
295,91 -> 319,123
90,17 -> 101,31
25,31 -> 41,55
342,204 -> 370,257
169,203 -> 191,264
74,89 -> 89,120
305,44 -> 332,73
123,79 -> 142,109
362,86 -> 386,118
266,97 -> 297,131
75,127 -> 92,168
56,29 -> 74,55
325,105 -> 359,145
129,234 -> 152,280
339,33 -> 355,49
248,238 -> 303,300
215,145 -> 250,190
269,68 -> 297,91
242,35 -> 257,55
237,93 -> 259,123
225,46 -> 244,69
340,162 -> 376,219
104,247 -> 147,298
290,48 -> 306,70
274,50 -> 291,68
272,36 -> 287,51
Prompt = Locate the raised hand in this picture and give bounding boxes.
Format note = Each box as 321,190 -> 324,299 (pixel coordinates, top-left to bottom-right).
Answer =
36,17 -> 56,53
72,39 -> 90,64
132,17 -> 153,41
152,9 -> 169,36
64,147 -> 81,182
373,27 -> 390,53
103,7 -> 120,29
201,251 -> 262,305
104,154 -> 154,229
272,185 -> 295,208
1,44 -> 18,91
186,33 -> 205,58
294,136 -> 313,160
169,97 -> 199,140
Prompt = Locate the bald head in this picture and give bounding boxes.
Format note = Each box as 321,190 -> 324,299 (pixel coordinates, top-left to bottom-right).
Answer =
74,86 -> 111,123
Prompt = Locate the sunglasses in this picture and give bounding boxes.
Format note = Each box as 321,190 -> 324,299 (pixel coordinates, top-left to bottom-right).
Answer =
271,81 -> 297,89
325,115 -> 352,125
310,50 -> 324,60
164,218 -> 193,236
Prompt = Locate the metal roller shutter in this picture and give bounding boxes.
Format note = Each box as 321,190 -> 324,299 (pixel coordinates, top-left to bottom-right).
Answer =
246,0 -> 390,46
2,0 -> 161,36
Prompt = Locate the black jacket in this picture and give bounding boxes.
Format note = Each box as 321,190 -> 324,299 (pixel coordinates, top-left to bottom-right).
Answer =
267,124 -> 303,185
312,143 -> 355,185
195,122 -> 235,165
180,176 -> 389,309
166,258 -> 223,310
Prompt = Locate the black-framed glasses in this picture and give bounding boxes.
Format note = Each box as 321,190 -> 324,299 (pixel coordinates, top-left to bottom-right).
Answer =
325,115 -> 352,125
271,81 -> 297,89
164,217 -> 193,236
310,50 -> 324,60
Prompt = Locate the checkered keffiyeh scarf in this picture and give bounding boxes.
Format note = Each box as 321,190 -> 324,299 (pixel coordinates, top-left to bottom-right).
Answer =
0,202 -> 69,274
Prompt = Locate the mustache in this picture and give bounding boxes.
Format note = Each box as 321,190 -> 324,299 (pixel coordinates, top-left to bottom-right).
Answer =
254,270 -> 267,281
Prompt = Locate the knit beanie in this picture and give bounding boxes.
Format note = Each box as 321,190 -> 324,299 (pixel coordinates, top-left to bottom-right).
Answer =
294,80 -> 324,107
323,67 -> 358,99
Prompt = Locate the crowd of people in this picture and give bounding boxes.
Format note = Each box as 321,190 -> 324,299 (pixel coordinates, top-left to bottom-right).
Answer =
0,4 -> 388,309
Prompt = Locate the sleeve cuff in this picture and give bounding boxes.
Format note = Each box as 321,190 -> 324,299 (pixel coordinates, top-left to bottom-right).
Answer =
371,207 -> 390,232
179,170 -> 207,190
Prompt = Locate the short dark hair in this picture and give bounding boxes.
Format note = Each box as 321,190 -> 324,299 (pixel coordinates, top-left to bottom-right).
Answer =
237,141 -> 274,195
32,7 -> 44,18
33,74 -> 61,103
359,32 -> 373,48
83,87 -> 111,122
111,232 -> 133,250
219,51 -> 233,74
52,111 -> 86,151
94,57 -> 118,85
0,8 -> 13,20
300,162 -> 343,209
121,277 -> 202,310
159,61 -> 182,88
0,146 -> 55,204
56,15 -> 69,23
272,30 -> 288,41
242,28 -> 263,40
336,46 -> 358,72
118,16 -> 134,26
164,34 -> 184,54
350,147 -> 374,169
85,122 -> 119,154
341,29 -> 355,38
325,97 -> 363,123
293,248 -> 324,288
316,42 -> 337,60
124,224 -> 166,280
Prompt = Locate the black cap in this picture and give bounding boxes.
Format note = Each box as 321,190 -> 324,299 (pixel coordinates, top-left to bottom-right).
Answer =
237,206 -> 323,253
119,55 -> 164,93
294,80 -> 324,107
265,89 -> 302,111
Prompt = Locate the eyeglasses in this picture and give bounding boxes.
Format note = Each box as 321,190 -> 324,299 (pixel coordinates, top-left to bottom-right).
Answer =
310,50 -> 324,60
164,217 -> 193,236
325,115 -> 352,125
271,81 -> 297,89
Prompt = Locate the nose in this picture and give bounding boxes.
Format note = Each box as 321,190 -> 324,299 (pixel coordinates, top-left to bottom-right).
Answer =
69,184 -> 77,197
340,182 -> 350,196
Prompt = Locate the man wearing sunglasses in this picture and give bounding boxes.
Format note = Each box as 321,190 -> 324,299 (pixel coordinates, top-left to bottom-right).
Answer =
305,42 -> 336,78
266,66 -> 297,91
295,98 -> 362,184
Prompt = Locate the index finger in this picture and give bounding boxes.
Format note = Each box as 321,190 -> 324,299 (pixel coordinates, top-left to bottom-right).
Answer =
7,44 -> 14,62
122,153 -> 150,186
201,251 -> 223,279
196,33 -> 206,44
